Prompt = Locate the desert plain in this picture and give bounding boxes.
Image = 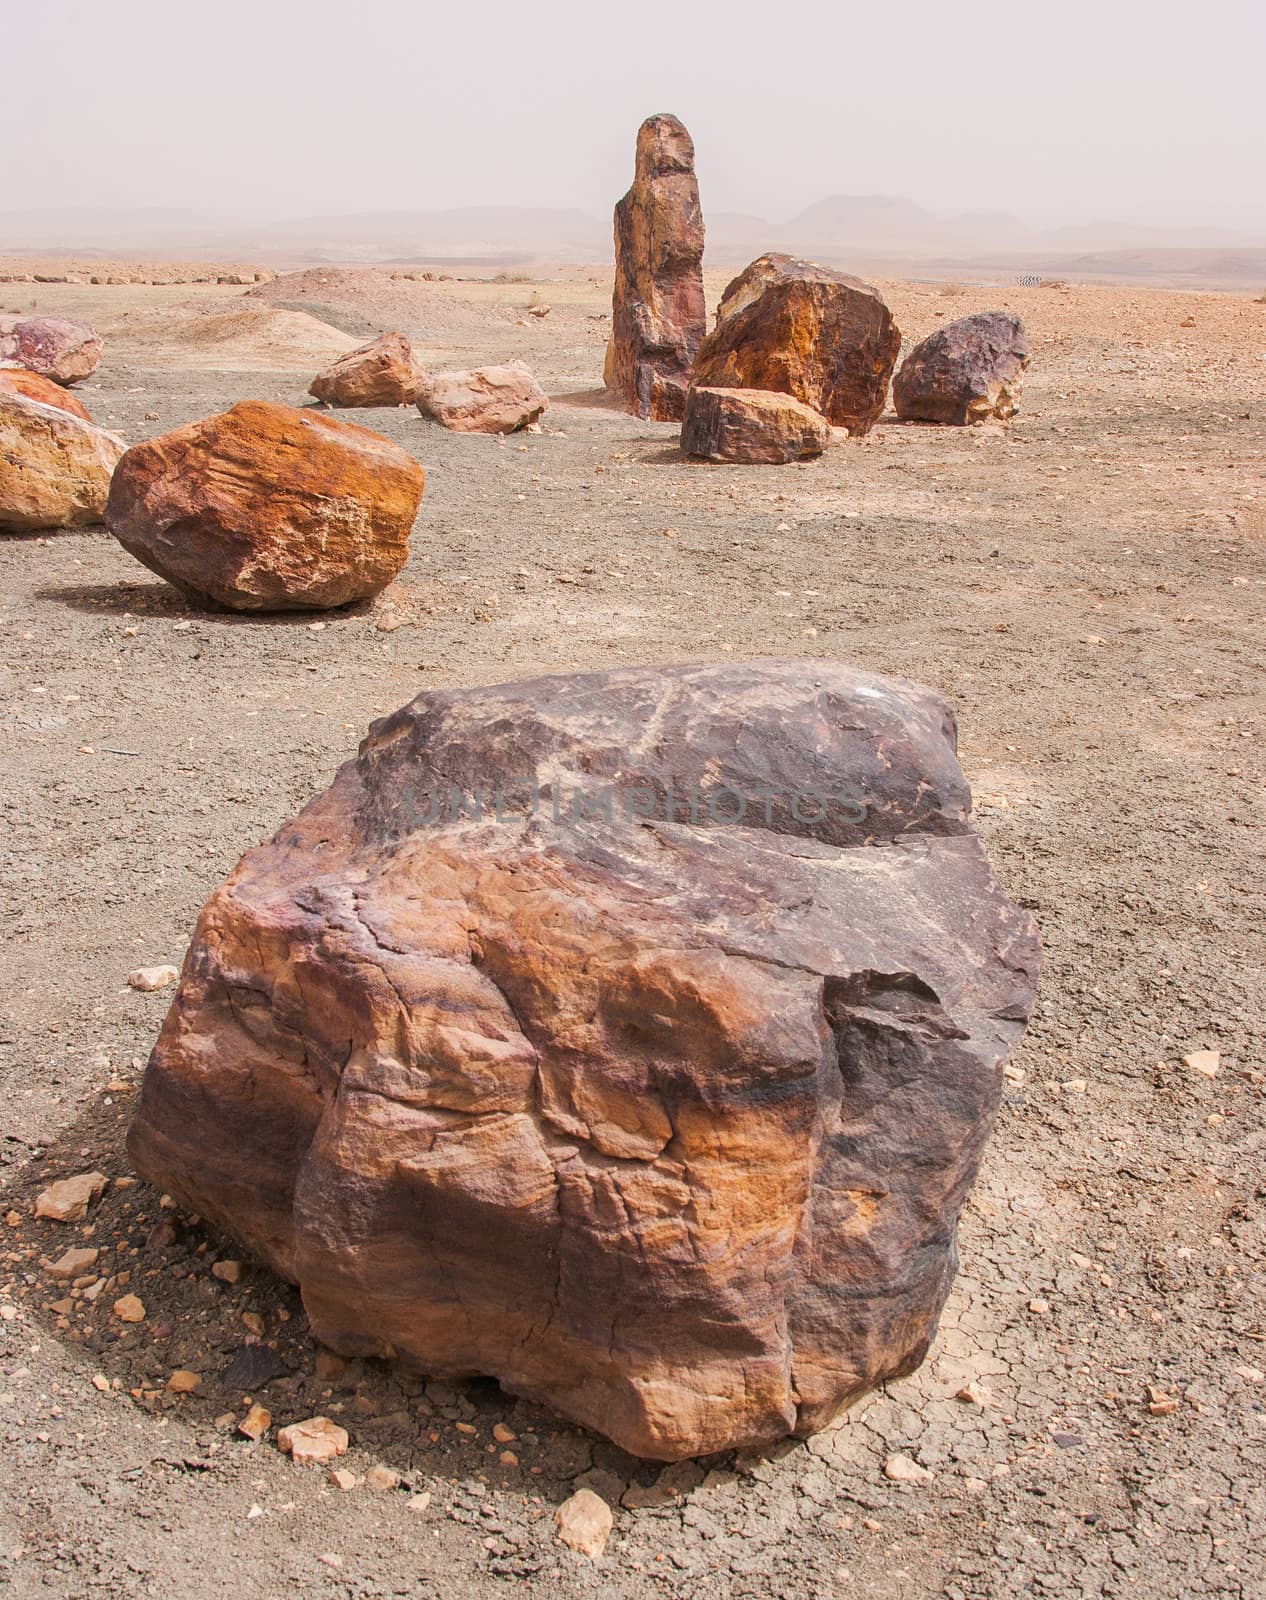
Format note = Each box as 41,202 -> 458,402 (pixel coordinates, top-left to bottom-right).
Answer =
0,258 -> 1262,1599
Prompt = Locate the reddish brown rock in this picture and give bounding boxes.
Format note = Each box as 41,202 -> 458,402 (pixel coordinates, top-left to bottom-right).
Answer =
127,660 -> 1038,1461
104,401 -> 424,611
682,386 -> 831,463
690,255 -> 900,435
603,114 -> 706,421
0,393 -> 124,532
0,315 -> 102,385
416,362 -> 547,434
894,312 -> 1030,424
0,368 -> 93,421
309,332 -> 422,408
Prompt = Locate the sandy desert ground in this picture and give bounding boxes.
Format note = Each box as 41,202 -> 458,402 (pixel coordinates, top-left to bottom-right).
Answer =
0,262 -> 1263,1600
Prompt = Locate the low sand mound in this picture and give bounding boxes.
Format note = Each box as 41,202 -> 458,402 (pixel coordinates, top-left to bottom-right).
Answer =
103,304 -> 357,371
247,267 -> 533,340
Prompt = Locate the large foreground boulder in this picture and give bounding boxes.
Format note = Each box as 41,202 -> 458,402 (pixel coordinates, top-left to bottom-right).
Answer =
691,255 -> 900,435
416,362 -> 547,434
682,385 -> 831,463
894,312 -> 1030,424
0,315 -> 102,385
128,659 -> 1039,1461
0,368 -> 93,422
0,393 -> 123,532
105,401 -> 425,610
309,332 -> 422,408
603,114 -> 706,421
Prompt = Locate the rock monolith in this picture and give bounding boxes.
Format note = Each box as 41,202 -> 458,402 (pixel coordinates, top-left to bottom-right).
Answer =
603,114 -> 706,421
309,332 -> 422,408
682,385 -> 831,463
104,401 -> 424,610
128,659 -> 1039,1460
894,311 -> 1030,424
0,393 -> 124,532
690,255 -> 900,435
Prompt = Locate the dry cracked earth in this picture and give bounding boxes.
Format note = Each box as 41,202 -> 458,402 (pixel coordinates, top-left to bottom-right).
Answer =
0,266 -> 1262,1599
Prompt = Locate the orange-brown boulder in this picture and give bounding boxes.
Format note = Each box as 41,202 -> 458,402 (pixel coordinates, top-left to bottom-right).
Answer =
0,315 -> 103,385
416,362 -> 547,434
690,254 -> 900,435
309,332 -> 422,408
104,401 -> 424,611
682,385 -> 831,463
603,114 -> 706,421
0,392 -> 124,532
126,658 -> 1039,1461
894,312 -> 1030,424
0,368 -> 93,422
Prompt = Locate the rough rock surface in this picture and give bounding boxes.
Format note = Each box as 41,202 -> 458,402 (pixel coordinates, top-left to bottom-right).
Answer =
894,311 -> 1030,424
603,114 -> 706,421
0,393 -> 124,532
682,385 -> 831,463
309,332 -> 422,408
416,362 -> 547,434
0,314 -> 103,384
104,400 -> 425,611
0,368 -> 93,421
690,255 -> 900,435
127,659 -> 1039,1461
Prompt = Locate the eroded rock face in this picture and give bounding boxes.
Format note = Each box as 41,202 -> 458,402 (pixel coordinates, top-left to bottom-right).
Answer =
603,114 -> 706,421
127,659 -> 1039,1460
0,315 -> 103,385
0,393 -> 124,532
416,362 -> 547,434
0,368 -> 93,421
682,385 -> 831,463
309,332 -> 422,408
104,401 -> 424,610
894,312 -> 1029,424
691,255 -> 900,435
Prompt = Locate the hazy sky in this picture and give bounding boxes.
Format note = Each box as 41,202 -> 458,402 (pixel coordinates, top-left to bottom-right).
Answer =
7,0 -> 1264,231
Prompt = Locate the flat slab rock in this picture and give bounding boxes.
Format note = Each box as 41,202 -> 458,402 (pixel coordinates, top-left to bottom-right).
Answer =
682,386 -> 831,463
691,255 -> 900,436
894,311 -> 1030,424
128,660 -> 1039,1460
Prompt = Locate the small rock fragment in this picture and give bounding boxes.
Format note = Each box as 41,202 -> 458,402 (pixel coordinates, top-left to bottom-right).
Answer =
329,1468 -> 358,1491
407,1491 -> 432,1513
34,1171 -> 106,1223
128,966 -> 179,992
112,1293 -> 145,1323
883,1453 -> 932,1484
554,1487 -> 614,1558
955,1382 -> 990,1407
365,1464 -> 401,1493
45,1246 -> 99,1279
166,1369 -> 201,1393
238,1403 -> 271,1440
1183,1050 -> 1220,1079
211,1259 -> 242,1284
492,1422 -> 517,1443
277,1415 -> 349,1466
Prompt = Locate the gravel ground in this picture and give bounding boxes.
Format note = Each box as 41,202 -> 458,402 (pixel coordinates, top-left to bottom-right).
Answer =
0,273 -> 1263,1599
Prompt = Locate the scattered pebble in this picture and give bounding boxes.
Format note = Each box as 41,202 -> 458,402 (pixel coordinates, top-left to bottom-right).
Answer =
277,1416 -> 349,1466
112,1294 -> 145,1323
238,1403 -> 271,1441
554,1487 -> 613,1558
34,1172 -> 107,1223
1183,1049 -> 1220,1079
166,1369 -> 201,1393
45,1246 -> 99,1279
127,965 -> 178,992
883,1453 -> 933,1485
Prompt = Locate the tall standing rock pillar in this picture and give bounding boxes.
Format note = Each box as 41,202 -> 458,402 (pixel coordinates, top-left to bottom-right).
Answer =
603,114 -> 706,422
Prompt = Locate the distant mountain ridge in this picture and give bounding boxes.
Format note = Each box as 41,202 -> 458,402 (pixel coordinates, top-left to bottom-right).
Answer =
0,200 -> 1262,286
